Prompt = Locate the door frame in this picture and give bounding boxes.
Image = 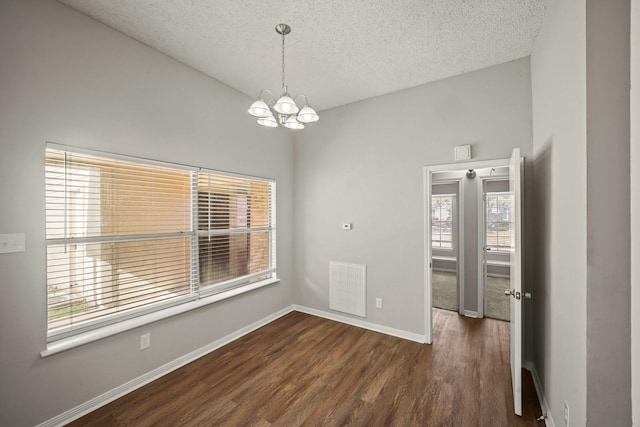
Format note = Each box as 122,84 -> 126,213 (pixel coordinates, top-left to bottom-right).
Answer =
423,157 -> 510,344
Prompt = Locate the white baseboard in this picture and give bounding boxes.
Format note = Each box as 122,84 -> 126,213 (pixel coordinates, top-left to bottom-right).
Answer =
292,304 -> 426,343
524,361 -> 555,427
463,310 -> 479,318
37,305 -> 295,427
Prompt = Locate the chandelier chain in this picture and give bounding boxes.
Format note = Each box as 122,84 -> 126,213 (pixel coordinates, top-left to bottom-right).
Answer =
281,31 -> 286,93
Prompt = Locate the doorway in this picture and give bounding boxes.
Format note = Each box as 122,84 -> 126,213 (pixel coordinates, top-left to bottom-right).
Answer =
423,149 -> 524,415
423,156 -> 514,340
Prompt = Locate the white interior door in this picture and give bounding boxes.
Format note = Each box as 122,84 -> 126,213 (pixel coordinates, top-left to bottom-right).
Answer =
508,148 -> 523,416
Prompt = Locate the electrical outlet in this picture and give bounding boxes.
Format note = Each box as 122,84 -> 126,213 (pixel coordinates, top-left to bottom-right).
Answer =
140,333 -> 151,350
564,400 -> 569,425
375,297 -> 383,308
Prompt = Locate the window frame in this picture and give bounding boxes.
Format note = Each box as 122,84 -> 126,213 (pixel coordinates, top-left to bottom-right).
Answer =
431,194 -> 456,251
196,168 -> 277,297
484,191 -> 514,253
43,143 -> 278,355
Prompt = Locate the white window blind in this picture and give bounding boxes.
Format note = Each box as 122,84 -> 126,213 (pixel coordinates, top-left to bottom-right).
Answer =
196,171 -> 275,295
45,145 -> 276,341
431,194 -> 455,249
485,191 -> 513,252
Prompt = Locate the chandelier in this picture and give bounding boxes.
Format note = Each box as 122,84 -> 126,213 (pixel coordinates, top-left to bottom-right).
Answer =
248,24 -> 319,130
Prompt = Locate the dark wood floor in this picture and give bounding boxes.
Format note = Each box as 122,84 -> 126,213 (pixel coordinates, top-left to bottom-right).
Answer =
68,309 -> 544,426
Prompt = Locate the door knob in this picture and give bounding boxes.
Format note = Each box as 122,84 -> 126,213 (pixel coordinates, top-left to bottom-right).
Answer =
504,289 -> 522,300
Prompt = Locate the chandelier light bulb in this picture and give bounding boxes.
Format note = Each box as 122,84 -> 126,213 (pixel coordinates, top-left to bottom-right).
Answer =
274,95 -> 299,115
284,115 -> 304,130
257,112 -> 278,128
248,99 -> 270,117
297,106 -> 319,123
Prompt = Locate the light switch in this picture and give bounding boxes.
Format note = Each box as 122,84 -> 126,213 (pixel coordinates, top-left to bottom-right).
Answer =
0,233 -> 25,254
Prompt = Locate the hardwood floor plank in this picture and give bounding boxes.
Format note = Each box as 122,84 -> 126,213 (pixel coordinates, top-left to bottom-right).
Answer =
66,309 -> 544,427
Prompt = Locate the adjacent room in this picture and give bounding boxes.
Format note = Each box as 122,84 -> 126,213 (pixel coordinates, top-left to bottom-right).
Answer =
431,166 -> 512,322
0,1 -> 636,426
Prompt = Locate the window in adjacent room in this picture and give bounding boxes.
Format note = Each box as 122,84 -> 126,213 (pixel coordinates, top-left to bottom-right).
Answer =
431,194 -> 455,249
45,145 -> 276,342
485,191 -> 513,252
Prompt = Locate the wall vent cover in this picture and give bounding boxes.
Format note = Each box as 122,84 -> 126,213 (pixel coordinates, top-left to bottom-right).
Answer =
329,261 -> 366,317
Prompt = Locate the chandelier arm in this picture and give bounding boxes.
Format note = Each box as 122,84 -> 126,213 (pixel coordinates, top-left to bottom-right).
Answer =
257,89 -> 276,102
293,94 -> 309,106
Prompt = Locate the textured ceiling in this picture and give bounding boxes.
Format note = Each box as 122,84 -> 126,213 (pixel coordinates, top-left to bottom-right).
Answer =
58,0 -> 549,112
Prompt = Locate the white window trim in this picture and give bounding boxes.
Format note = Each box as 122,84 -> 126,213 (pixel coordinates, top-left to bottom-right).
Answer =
41,277 -> 279,357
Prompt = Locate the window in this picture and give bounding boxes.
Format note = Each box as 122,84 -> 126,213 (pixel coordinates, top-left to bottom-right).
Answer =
45,145 -> 275,341
432,195 -> 455,249
196,172 -> 275,294
485,192 -> 513,252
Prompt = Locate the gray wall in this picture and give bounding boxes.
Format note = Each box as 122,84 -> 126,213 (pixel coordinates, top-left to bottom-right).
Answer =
585,0 -> 631,424
293,58 -> 533,335
485,179 -> 509,193
531,0 -> 587,424
0,1 -> 295,425
531,0 -> 633,425
462,171 -> 480,313
632,1 -> 640,424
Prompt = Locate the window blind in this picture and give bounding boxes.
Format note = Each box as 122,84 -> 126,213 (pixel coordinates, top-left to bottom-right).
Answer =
196,171 -> 275,294
45,148 -> 195,339
45,145 -> 276,342
485,192 -> 513,252
431,194 -> 454,249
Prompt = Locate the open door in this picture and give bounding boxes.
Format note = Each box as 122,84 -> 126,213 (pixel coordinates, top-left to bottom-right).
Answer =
508,148 -> 523,415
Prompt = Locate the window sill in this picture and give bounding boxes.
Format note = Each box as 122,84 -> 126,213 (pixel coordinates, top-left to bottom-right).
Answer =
432,255 -> 457,262
41,278 -> 280,358
486,260 -> 510,267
